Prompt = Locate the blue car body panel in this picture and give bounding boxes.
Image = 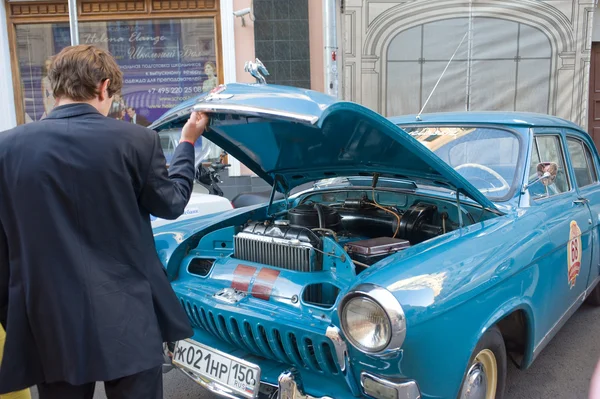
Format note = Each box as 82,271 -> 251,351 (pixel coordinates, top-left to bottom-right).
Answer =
151,85 -> 600,398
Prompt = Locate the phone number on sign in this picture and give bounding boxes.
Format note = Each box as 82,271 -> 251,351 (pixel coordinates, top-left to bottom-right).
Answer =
147,87 -> 204,95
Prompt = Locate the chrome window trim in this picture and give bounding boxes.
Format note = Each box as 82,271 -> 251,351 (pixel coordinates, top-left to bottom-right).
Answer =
528,133 -> 572,201
193,103 -> 319,125
338,283 -> 406,355
565,135 -> 597,188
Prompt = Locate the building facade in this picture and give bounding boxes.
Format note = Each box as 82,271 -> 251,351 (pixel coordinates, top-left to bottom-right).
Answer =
2,0 -> 600,196
340,0 -> 596,131
0,0 -> 326,197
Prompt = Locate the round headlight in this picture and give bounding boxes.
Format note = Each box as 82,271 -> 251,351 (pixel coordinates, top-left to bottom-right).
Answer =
341,296 -> 391,353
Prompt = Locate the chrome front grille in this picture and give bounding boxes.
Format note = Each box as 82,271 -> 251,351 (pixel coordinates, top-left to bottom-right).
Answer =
234,232 -> 314,272
180,298 -> 339,376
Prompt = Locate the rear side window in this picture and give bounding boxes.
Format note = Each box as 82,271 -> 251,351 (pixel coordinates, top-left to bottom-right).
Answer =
527,135 -> 570,198
566,137 -> 598,188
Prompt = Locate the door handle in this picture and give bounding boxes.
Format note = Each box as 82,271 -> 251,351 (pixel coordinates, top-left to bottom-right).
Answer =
573,197 -> 589,205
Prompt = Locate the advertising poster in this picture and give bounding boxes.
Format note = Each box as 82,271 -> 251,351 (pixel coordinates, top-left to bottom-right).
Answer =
17,18 -> 217,127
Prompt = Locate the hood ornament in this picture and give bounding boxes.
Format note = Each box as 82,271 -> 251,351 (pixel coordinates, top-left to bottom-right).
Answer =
244,58 -> 269,84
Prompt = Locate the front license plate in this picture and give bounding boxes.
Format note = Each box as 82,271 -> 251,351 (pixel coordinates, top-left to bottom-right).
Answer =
172,339 -> 261,398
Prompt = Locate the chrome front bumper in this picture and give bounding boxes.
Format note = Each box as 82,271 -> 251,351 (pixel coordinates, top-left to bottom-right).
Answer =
163,335 -> 421,399
170,361 -> 421,399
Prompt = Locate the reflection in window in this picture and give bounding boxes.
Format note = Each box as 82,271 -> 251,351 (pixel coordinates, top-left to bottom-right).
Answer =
567,138 -> 596,188
386,17 -> 552,116
528,135 -> 569,198
14,18 -> 223,164
16,23 -> 71,122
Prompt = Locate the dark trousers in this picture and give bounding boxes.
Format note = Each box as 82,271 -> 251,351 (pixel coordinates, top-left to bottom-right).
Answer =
37,366 -> 162,399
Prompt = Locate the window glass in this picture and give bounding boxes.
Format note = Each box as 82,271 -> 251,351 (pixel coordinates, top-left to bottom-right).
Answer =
15,19 -> 222,163
404,126 -> 520,199
585,144 -> 598,182
566,138 -> 595,187
16,23 -> 71,122
527,135 -> 569,198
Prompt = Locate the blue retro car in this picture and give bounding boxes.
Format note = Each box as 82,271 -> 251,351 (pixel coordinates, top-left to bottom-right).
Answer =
151,83 -> 600,399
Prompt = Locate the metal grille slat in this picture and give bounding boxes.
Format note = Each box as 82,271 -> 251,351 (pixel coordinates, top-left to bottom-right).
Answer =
282,332 -> 306,368
216,314 -> 234,345
202,308 -> 220,337
254,325 -> 275,359
266,329 -> 292,364
299,337 -> 322,372
227,317 -> 253,352
243,321 -> 263,355
185,302 -> 199,328
193,305 -> 208,331
313,341 -> 333,374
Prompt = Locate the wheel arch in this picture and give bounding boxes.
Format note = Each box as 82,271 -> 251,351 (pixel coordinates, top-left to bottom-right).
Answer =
479,300 -> 537,370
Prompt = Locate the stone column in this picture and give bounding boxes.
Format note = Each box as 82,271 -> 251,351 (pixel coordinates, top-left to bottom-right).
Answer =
341,0 -> 363,104
361,55 -> 381,113
556,51 -> 576,122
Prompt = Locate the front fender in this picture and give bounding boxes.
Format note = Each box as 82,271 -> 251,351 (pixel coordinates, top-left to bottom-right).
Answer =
398,266 -> 539,398
153,204 -> 269,279
347,209 -> 549,397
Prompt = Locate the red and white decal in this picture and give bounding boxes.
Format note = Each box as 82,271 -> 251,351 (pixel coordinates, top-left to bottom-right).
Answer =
231,264 -> 256,292
251,268 -> 281,300
230,265 -> 280,300
568,221 -> 582,289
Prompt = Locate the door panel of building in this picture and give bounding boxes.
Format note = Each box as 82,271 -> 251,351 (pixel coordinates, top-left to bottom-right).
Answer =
588,42 -> 600,149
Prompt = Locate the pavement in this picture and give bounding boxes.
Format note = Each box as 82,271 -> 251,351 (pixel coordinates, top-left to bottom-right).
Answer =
29,303 -> 600,399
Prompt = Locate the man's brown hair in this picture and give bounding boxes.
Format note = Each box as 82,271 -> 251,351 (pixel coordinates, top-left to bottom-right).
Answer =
48,44 -> 123,101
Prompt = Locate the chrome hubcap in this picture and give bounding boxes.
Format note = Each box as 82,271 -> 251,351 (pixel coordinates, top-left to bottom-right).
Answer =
460,349 -> 497,399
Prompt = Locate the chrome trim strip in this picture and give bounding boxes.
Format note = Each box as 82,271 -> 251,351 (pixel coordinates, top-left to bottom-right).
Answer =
178,368 -> 244,399
587,274 -> 600,297
360,372 -> 421,399
192,103 -> 320,125
532,290 -> 586,359
278,370 -> 333,399
324,325 -> 361,395
325,326 -> 348,373
338,283 -> 406,355
235,232 -> 314,248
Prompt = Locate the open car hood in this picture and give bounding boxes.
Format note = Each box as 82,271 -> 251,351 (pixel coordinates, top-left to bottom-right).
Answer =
150,83 -> 500,213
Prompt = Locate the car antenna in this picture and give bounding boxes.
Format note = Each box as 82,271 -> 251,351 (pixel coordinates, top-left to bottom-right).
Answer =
416,30 -> 468,121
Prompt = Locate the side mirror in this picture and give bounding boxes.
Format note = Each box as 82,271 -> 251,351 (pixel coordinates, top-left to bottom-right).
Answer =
522,162 -> 558,193
536,162 -> 558,186
196,165 -> 212,185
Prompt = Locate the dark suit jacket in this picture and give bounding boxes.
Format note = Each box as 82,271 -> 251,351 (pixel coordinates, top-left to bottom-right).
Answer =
0,103 -> 194,393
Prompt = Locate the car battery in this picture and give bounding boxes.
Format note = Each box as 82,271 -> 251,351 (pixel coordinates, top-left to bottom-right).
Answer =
345,237 -> 410,266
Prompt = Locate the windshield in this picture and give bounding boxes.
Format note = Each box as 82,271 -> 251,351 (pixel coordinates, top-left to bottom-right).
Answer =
402,126 -> 521,199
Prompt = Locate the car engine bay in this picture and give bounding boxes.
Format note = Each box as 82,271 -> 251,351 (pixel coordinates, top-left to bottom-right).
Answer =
232,189 -> 462,275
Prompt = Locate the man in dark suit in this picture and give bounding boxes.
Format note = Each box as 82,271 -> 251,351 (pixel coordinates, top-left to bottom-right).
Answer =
127,106 -> 150,127
0,45 -> 208,399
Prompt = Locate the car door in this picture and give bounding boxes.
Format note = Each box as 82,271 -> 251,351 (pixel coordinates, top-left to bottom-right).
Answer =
564,129 -> 600,288
527,129 -> 593,338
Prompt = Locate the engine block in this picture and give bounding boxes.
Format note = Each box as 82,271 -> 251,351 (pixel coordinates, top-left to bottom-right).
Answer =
233,221 -> 321,272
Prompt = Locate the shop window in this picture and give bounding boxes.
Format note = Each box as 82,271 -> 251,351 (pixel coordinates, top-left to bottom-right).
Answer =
14,17 -> 222,162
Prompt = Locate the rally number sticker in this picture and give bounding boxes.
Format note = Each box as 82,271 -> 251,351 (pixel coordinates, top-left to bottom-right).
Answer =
568,221 -> 582,289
